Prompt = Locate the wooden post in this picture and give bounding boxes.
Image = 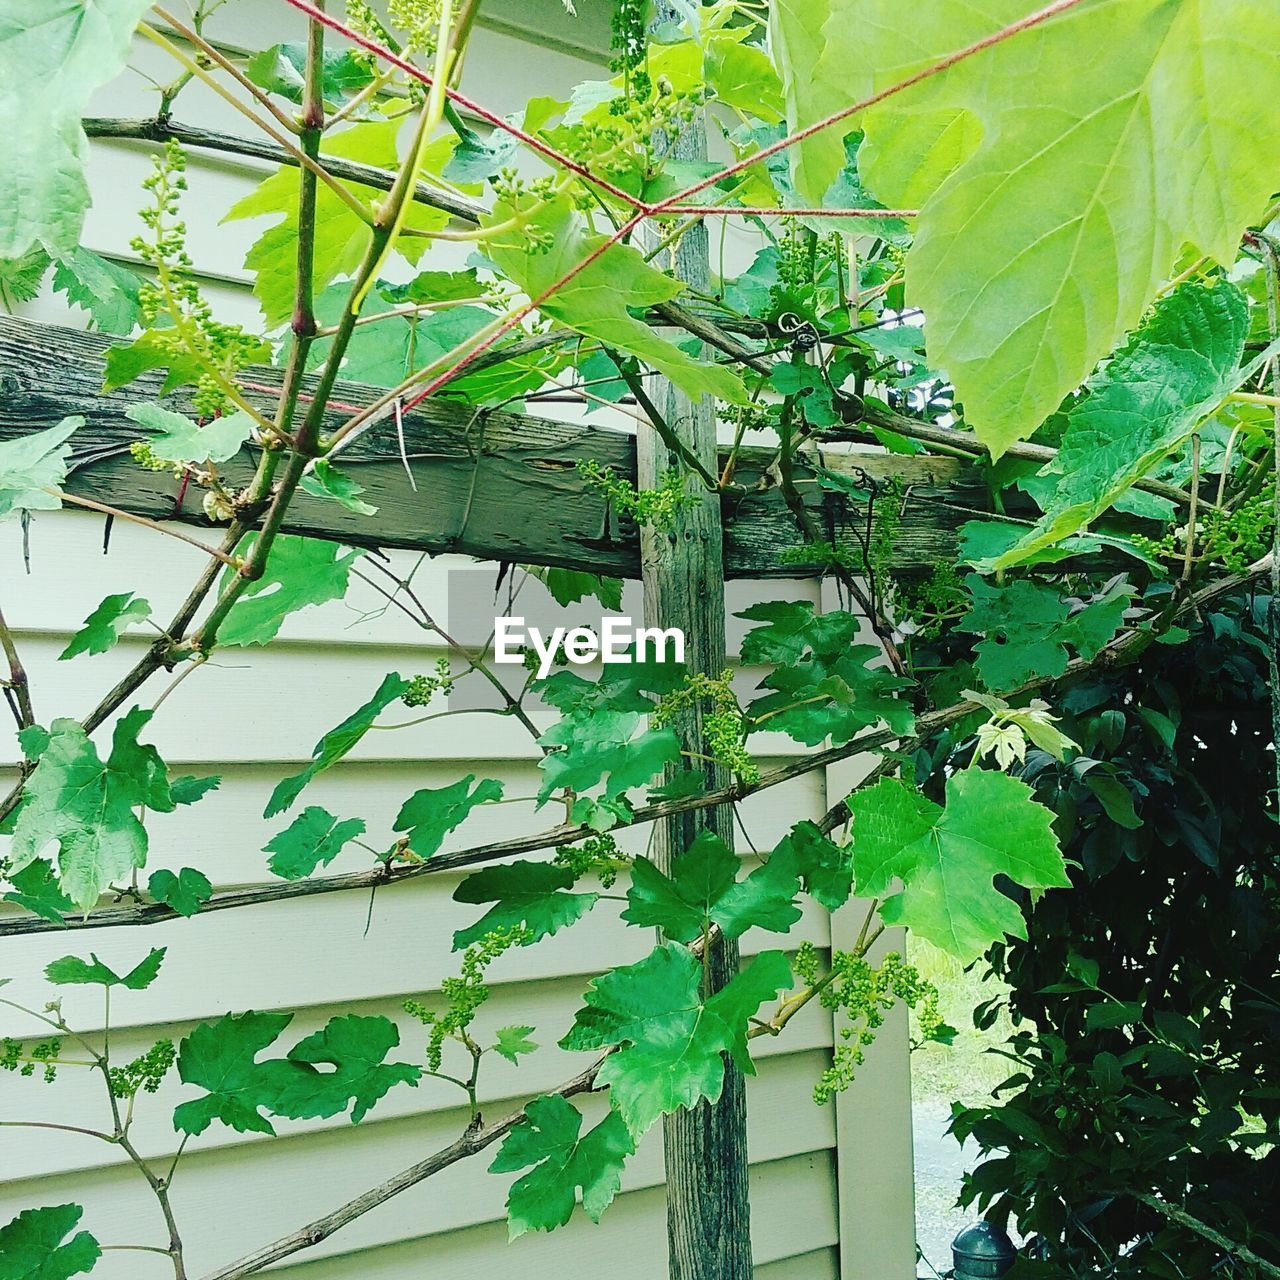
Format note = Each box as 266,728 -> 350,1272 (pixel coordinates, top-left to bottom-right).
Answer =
637,14 -> 752,1274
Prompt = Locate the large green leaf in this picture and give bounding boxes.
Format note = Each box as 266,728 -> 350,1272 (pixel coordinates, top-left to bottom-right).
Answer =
0,419 -> 81,522
51,248 -> 143,335
991,282 -> 1251,567
265,673 -> 410,816
124,404 -> 254,467
779,0 -> 1280,453
263,807 -> 366,880
538,712 -> 681,804
489,1095 -> 633,1238
394,775 -> 504,859
9,710 -> 179,910
561,943 -> 792,1138
957,575 -> 1132,691
219,534 -> 361,648
0,0 -> 154,258
849,768 -> 1067,961
147,867 -> 213,918
224,121 -> 451,328
0,1204 -> 100,1280
621,831 -> 801,942
452,861 -> 598,951
486,193 -> 746,405
738,601 -> 914,746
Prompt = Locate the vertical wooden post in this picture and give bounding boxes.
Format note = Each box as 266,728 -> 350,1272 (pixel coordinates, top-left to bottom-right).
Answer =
637,8 -> 753,1274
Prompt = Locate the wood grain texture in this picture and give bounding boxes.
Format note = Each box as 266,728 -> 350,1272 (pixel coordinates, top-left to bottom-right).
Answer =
0,316 -> 985,577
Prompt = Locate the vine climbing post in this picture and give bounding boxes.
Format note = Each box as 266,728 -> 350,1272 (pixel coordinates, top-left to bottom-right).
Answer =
636,5 -> 751,1274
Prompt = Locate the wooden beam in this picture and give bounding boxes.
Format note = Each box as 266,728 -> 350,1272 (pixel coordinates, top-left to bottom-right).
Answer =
0,316 -> 985,577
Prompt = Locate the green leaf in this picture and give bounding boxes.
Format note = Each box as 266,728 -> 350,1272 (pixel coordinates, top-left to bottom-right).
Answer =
9,710 -> 178,910
0,0 -> 155,258
124,404 -> 254,466
2,861 -> 73,926
486,192 -> 746,405
51,248 -> 143,335
300,459 -> 377,515
275,1014 -> 420,1124
263,806 -> 366,880
1086,775 -> 1143,830
538,713 -> 681,804
0,1204 -> 100,1280
169,774 -> 222,806
219,534 -> 361,647
244,42 -> 373,106
225,121 -> 450,329
849,769 -> 1068,961
147,868 -> 213,917
265,673 -> 411,816
101,329 -> 215,396
173,1011 -> 298,1137
0,246 -> 51,307
992,283 -> 1251,567
45,948 -> 165,991
533,568 -> 624,612
738,600 -> 914,745
0,418 -> 81,522
492,1025 -> 538,1065
958,576 -> 1131,691
394,775 -> 504,859
452,861 -> 597,950
444,116 -> 519,183
773,820 -> 854,911
621,831 -> 801,942
788,1 -> 1280,453
58,593 -> 152,661
490,1096 -> 633,1238
561,943 -> 792,1138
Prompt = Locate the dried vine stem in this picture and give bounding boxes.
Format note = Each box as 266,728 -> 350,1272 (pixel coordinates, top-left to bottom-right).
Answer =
2,549 -> 1267,939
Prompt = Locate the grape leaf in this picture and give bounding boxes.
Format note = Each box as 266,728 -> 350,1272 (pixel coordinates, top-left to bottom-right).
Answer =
51,248 -> 143,335
0,1204 -> 100,1280
486,192 -> 746,405
265,673 -> 410,816
957,575 -> 1132,691
772,820 -> 854,911
0,0 -> 155,258
561,943 -> 793,1138
538,712 -> 680,804
0,246 -> 50,307
173,1011 -> 299,1137
45,947 -> 165,990
990,282 -> 1251,568
147,867 -> 213,917
299,459 -> 377,515
9,710 -> 179,910
263,807 -> 366,880
245,42 -> 373,106
452,861 -> 597,950
0,418 -> 81,521
58,593 -> 152,660
225,121 -> 451,329
493,1025 -> 538,1064
219,534 -> 361,648
2,861 -> 73,926
102,329 -> 236,396
124,404 -> 254,466
274,1015 -> 420,1124
489,1096 -> 633,1238
849,769 -> 1067,961
738,601 -> 914,745
394,775 -> 504,859
782,0 -> 1280,454
621,831 -> 801,942
170,774 -> 222,806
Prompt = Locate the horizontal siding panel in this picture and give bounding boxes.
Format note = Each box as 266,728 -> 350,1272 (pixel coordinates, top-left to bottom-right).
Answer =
0,1093 -> 838,1278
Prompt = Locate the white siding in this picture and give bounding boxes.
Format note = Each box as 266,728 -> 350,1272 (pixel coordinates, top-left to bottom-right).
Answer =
0,5 -> 914,1276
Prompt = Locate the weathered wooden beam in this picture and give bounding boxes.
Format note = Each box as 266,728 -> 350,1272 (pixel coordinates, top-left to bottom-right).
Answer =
0,316 -> 985,577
